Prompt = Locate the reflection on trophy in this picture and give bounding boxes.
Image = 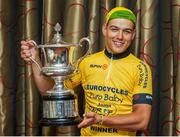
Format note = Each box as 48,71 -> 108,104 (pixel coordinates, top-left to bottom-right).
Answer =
30,23 -> 91,126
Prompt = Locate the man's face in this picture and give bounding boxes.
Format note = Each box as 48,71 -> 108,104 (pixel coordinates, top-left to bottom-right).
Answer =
102,18 -> 135,54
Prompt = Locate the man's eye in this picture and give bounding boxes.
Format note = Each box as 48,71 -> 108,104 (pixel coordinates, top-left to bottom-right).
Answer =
123,30 -> 133,34
111,28 -> 118,31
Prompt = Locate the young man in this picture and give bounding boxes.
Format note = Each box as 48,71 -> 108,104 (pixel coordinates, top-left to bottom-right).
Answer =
21,7 -> 152,136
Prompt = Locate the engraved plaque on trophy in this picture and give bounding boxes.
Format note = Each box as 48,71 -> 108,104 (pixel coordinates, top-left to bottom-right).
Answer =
30,23 -> 91,126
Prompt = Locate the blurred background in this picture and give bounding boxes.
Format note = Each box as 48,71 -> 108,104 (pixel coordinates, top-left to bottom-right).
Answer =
0,0 -> 179,136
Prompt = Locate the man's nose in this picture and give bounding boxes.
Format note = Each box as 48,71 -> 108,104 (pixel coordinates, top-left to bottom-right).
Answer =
117,30 -> 123,39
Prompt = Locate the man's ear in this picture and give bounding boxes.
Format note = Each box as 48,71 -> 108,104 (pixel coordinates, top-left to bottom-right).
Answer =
102,23 -> 107,36
131,29 -> 136,40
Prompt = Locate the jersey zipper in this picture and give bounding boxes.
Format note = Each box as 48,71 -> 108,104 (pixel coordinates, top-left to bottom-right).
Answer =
105,54 -> 113,81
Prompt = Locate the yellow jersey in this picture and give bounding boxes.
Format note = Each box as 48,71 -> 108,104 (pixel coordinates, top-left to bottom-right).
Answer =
65,49 -> 152,136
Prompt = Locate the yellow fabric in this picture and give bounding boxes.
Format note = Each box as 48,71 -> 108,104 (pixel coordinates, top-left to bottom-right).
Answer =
65,50 -> 152,136
105,7 -> 136,24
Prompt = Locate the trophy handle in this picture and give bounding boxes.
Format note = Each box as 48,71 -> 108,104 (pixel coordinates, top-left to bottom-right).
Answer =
28,40 -> 42,71
72,37 -> 92,68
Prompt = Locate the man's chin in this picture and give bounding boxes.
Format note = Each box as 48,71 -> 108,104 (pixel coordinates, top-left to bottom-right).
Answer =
112,49 -> 125,54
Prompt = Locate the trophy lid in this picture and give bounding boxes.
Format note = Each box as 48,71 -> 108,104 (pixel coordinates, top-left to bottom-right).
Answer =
39,23 -> 79,48
51,23 -> 63,44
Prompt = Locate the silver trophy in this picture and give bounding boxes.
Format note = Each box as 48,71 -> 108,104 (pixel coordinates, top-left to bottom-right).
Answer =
30,23 -> 91,126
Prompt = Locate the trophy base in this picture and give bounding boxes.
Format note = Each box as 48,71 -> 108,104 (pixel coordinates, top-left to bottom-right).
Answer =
41,92 -> 82,127
39,116 -> 82,126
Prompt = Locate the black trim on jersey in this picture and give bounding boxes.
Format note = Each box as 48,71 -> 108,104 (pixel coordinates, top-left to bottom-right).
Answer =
133,93 -> 152,105
104,48 -> 130,59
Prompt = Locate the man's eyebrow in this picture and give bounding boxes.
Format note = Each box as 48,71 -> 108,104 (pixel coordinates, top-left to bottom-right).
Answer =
123,28 -> 134,31
109,25 -> 134,31
109,25 -> 119,28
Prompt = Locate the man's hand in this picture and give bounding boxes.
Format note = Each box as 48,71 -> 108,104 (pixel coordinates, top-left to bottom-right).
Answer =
78,112 -> 101,128
20,40 -> 39,64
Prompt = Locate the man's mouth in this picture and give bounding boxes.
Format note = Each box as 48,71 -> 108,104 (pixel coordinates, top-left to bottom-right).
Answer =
113,41 -> 124,47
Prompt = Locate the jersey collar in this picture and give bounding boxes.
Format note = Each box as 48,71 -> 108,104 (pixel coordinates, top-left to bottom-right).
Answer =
104,48 -> 130,59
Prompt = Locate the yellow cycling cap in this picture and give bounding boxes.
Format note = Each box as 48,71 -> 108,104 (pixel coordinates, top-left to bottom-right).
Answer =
105,7 -> 136,24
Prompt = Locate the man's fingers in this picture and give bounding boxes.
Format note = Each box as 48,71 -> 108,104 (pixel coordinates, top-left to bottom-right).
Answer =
78,112 -> 98,128
21,45 -> 30,50
84,112 -> 96,118
77,120 -> 87,128
28,40 -> 37,47
20,50 -> 33,64
21,40 -> 37,48
21,50 -> 32,59
24,58 -> 32,62
21,54 -> 32,61
22,50 -> 32,56
20,40 -> 38,64
78,117 -> 95,128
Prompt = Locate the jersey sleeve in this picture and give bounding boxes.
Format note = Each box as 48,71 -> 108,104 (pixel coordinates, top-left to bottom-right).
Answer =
132,61 -> 152,105
64,71 -> 82,89
64,59 -> 85,89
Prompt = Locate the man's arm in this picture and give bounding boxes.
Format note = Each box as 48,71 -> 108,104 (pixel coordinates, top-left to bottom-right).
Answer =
78,104 -> 151,131
21,40 -> 54,94
31,59 -> 54,95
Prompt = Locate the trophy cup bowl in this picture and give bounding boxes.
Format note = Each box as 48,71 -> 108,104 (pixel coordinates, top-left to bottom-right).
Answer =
30,23 -> 91,126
